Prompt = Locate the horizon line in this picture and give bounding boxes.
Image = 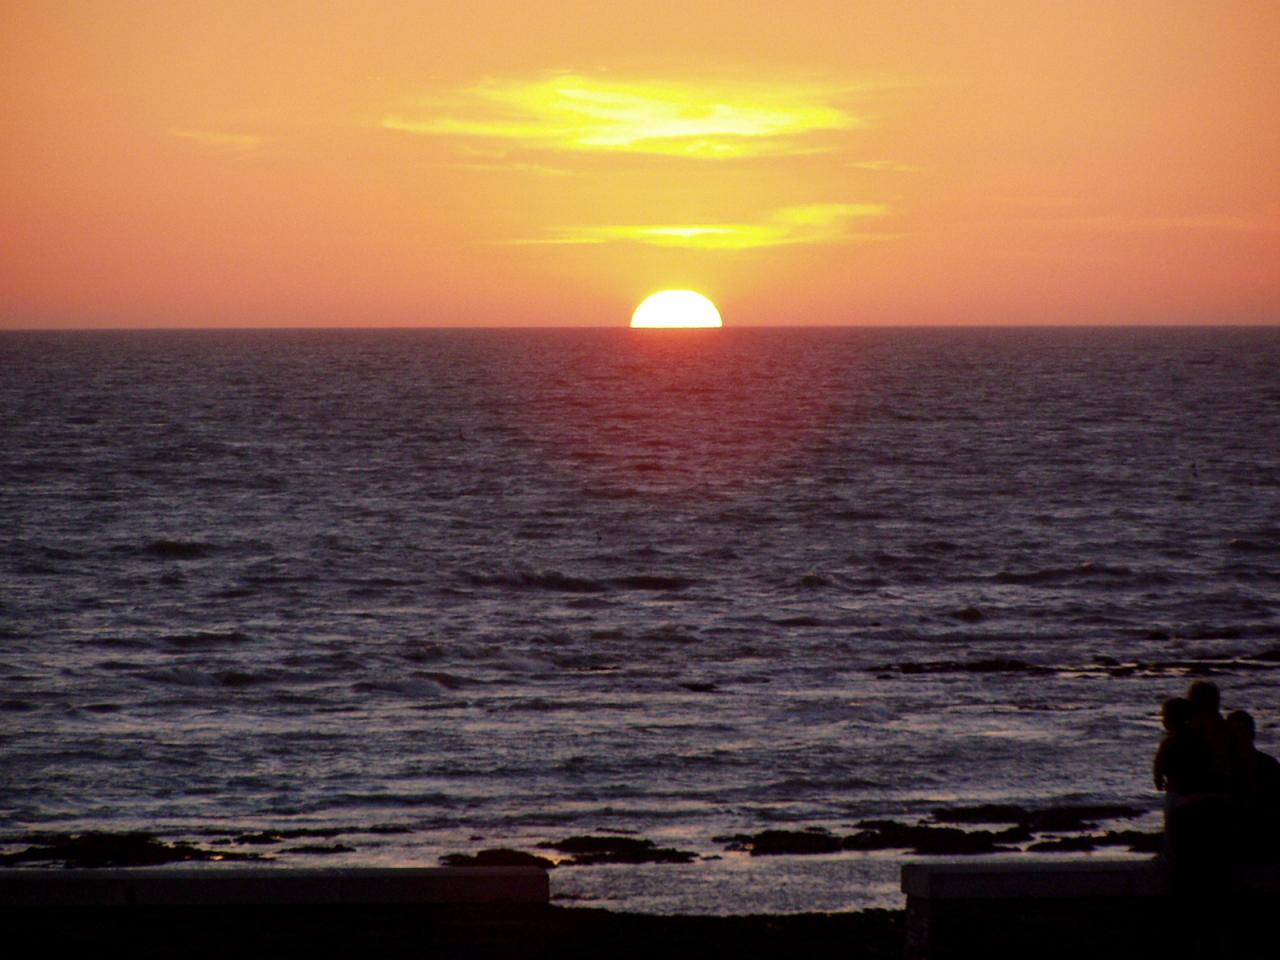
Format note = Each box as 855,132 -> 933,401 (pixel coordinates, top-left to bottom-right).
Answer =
3,321 -> 1278,333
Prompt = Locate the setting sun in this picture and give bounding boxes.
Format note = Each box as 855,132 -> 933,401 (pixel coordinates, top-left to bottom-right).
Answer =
630,290 -> 723,328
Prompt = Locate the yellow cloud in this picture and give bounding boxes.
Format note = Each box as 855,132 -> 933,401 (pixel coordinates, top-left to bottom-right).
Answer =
529,203 -> 889,249
384,74 -> 858,158
170,128 -> 263,151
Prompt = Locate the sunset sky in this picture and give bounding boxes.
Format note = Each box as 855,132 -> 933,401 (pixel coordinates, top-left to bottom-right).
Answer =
3,1 -> 1278,328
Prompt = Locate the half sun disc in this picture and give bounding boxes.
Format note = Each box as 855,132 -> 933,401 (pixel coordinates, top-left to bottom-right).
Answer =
630,290 -> 722,328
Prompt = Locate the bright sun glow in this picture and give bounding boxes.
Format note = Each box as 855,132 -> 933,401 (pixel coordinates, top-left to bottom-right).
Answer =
630,290 -> 723,328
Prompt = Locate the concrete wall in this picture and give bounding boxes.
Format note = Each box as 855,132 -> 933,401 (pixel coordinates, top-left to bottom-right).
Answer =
902,859 -> 1280,960
0,867 -> 551,958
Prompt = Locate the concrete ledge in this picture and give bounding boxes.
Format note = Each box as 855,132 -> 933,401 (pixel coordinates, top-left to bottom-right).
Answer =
902,857 -> 1171,899
902,857 -> 1280,899
0,867 -> 552,959
902,859 -> 1280,960
0,866 -> 549,906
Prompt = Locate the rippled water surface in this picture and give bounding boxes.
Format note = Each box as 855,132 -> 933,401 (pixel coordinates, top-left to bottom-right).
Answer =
2,327 -> 1279,912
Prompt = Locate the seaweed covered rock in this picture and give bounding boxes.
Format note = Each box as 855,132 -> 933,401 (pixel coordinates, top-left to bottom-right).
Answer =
285,843 -> 356,855
846,821 -> 1026,855
537,836 -> 698,865
229,828 -> 343,846
1097,829 -> 1164,853
0,831 -> 260,868
931,803 -> 1144,832
721,829 -> 846,856
440,848 -> 555,869
1027,836 -> 1099,853
722,823 -> 1024,857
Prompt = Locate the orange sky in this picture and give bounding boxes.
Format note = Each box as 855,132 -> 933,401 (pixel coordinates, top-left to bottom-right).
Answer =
3,1 -> 1278,328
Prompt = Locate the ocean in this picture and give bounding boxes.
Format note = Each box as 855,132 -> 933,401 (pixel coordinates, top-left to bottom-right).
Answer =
2,326 -> 1278,913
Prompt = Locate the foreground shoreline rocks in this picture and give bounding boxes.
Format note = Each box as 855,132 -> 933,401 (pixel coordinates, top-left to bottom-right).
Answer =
0,802 -> 1163,870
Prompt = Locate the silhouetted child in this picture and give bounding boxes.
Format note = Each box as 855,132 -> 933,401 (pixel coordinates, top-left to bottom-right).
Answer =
1154,696 -> 1195,799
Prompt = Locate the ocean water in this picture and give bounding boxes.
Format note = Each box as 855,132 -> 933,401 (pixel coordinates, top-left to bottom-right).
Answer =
2,326 -> 1278,913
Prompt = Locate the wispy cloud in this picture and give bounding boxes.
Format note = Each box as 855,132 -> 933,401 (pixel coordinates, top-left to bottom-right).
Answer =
384,74 -> 859,159
849,159 -> 920,172
523,203 -> 890,249
443,160 -> 572,177
1047,213 -> 1280,233
170,128 -> 264,152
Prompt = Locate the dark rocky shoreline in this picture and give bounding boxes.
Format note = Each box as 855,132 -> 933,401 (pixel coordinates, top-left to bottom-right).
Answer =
0,801 -> 1162,870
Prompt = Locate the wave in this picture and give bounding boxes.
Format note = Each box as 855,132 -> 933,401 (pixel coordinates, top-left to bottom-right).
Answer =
564,596 -> 616,610
610,575 -> 696,591
771,616 -> 827,627
488,697 -> 638,713
871,657 -> 1055,676
215,671 -> 261,688
83,635 -> 151,650
458,569 -> 697,593
339,576 -> 426,589
351,673 -> 468,697
292,792 -> 456,811
137,668 -> 215,687
137,540 -> 222,559
13,560 -> 66,576
160,631 -> 250,648
989,562 -> 1157,585
401,642 -> 448,663
1228,535 -> 1280,553
460,569 -> 606,593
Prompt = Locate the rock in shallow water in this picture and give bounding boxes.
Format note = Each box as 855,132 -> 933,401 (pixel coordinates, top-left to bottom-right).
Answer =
0,832 -> 261,868
538,836 -> 699,865
720,829 -> 846,856
440,848 -> 556,869
931,803 -> 1145,832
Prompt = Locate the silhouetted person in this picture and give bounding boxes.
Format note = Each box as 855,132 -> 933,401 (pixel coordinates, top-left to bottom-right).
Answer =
1226,709 -> 1280,862
1163,681 -> 1242,868
1154,697 -> 1198,799
1185,680 -> 1240,792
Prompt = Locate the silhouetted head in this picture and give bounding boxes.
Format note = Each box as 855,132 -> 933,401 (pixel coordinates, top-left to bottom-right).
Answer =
1162,697 -> 1192,732
1226,709 -> 1255,744
1186,680 -> 1221,715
